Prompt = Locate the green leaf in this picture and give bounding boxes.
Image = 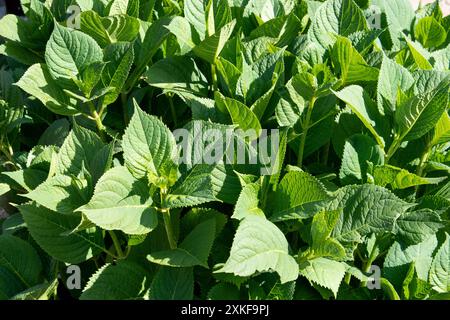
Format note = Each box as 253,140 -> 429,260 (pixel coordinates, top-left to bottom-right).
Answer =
19,202 -> 104,264
45,23 -> 103,88
101,42 -> 134,105
78,166 -> 158,235
331,36 -> 379,85
373,164 -> 447,190
308,0 -> 368,48
232,182 -> 265,220
339,134 -> 384,185
0,235 -> 42,289
215,92 -> 262,136
147,218 -> 216,267
80,11 -> 140,47
208,283 -> 240,300
25,175 -> 90,214
122,102 -> 177,180
16,64 -> 79,116
429,233 -> 450,293
333,85 -> 386,148
144,56 -> 208,96
81,261 -> 151,300
395,77 -> 450,141
405,38 -> 433,70
415,17 -> 447,49
57,124 -> 106,177
2,169 -> 48,192
184,0 -> 207,38
384,236 -> 438,288
151,267 -> 194,300
372,0 -> 414,50
298,257 -> 346,298
395,209 -> 444,245
270,171 -> 330,222
377,55 -> 414,114
325,184 -> 412,242
216,215 -> 299,283
193,20 -> 236,64
165,165 -> 217,209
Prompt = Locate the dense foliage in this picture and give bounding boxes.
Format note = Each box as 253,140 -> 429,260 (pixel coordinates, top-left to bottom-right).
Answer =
0,0 -> 449,300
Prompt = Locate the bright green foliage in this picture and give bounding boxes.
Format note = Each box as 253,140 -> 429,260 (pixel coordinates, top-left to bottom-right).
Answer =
0,0 -> 449,301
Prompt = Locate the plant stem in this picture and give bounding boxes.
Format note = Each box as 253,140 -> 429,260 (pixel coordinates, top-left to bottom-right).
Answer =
88,101 -> 106,140
361,244 -> 379,287
168,95 -> 178,127
108,230 -> 124,258
297,96 -> 316,168
380,278 -> 401,300
121,93 -> 129,125
160,189 -> 177,249
211,63 -> 218,92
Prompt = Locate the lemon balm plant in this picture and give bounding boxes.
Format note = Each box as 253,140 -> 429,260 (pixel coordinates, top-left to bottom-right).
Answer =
0,0 -> 449,300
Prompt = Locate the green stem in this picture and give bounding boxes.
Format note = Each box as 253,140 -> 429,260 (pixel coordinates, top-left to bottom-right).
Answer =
344,272 -> 352,285
416,148 -> 431,177
160,189 -> 177,249
121,93 -> 129,125
380,278 -> 401,300
168,95 -> 178,127
88,101 -> 106,140
211,63 -> 218,92
361,245 -> 379,287
297,96 -> 316,168
385,137 -> 401,163
108,230 -> 124,258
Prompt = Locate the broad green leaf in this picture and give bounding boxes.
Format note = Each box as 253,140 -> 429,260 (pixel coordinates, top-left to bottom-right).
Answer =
78,166 -> 158,235
232,182 -> 264,220
395,78 -> 450,141
384,236 -> 438,288
25,175 -> 90,214
215,92 -> 262,136
405,38 -> 433,70
331,36 -> 379,85
2,169 -> 47,192
333,85 -> 386,148
270,171 -> 330,222
325,184 -> 412,242
298,257 -> 346,298
372,0 -> 414,49
45,23 -> 103,88
236,49 -> 284,106
144,56 -> 208,96
101,42 -> 134,106
429,233 -> 450,293
10,279 -> 59,300
16,64 -> 79,116
216,215 -> 299,283
122,102 -> 177,180
151,267 -> 194,300
184,0 -> 207,38
208,283 -> 240,300
415,17 -> 447,49
395,209 -> 444,245
339,134 -> 384,185
165,165 -> 217,208
193,20 -> 236,64
0,235 -> 42,289
81,261 -> 151,300
431,112 -> 450,146
377,56 -> 414,114
57,125 -> 106,177
308,0 -> 367,49
373,164 -> 447,190
147,218 -> 216,267
20,202 -> 104,264
80,11 -> 140,47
